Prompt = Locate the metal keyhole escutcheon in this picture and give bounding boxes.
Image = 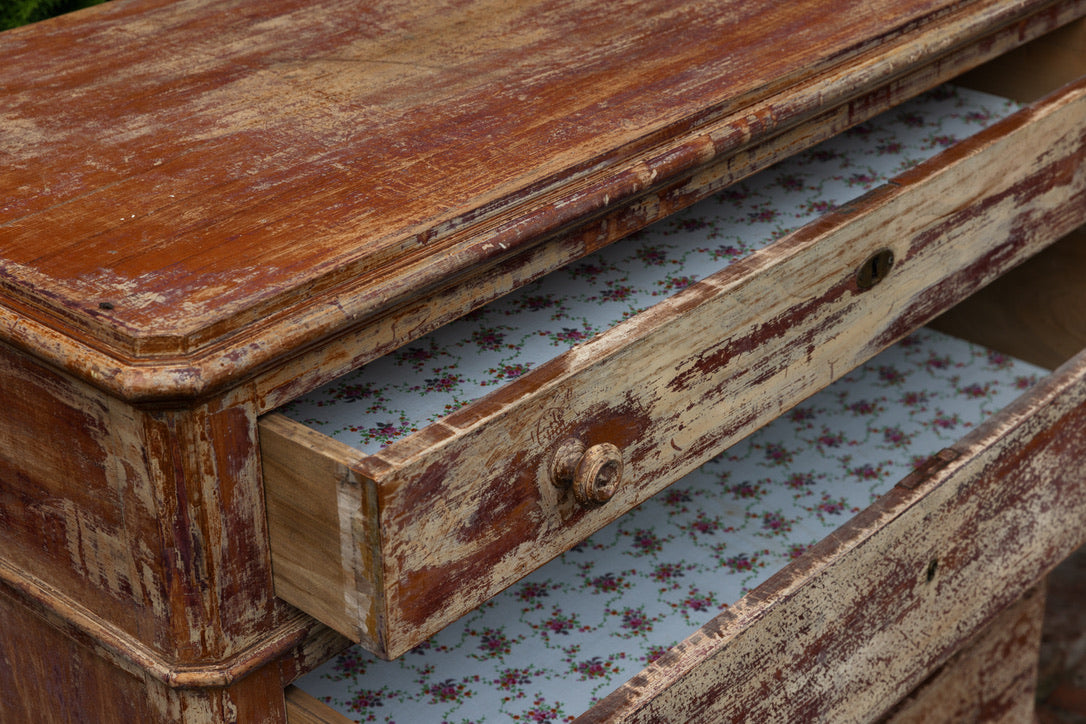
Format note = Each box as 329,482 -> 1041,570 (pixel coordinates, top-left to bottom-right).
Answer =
857,248 -> 895,290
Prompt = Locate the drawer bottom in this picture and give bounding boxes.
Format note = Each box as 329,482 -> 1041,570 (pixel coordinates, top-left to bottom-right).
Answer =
292,327 -> 1045,721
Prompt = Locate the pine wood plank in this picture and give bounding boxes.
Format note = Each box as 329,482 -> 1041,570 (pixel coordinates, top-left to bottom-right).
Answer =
260,414 -> 383,652
261,75 -> 1086,658
930,224 -> 1086,371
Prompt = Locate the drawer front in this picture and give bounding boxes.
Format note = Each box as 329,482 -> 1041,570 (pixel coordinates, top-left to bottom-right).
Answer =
261,75 -> 1086,659
582,342 -> 1086,723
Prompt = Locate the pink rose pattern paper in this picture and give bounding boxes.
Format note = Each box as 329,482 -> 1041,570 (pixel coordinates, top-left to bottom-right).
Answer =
289,86 -> 1035,721
296,329 -> 1044,722
280,85 -> 1020,456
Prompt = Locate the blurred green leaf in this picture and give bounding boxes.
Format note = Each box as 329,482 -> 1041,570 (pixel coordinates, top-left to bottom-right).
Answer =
1,0 -> 110,31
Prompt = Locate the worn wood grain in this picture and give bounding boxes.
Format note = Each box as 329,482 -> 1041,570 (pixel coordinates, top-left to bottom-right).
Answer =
251,0 -> 1086,419
0,577 -> 300,723
0,0 -> 1082,402
958,15 -> 1086,102
0,582 -> 162,723
579,343 -> 1086,722
879,585 -> 1045,724
285,686 -> 354,724
261,73 -> 1086,658
281,587 -> 1049,723
3,2 -> 1085,719
260,414 -> 383,651
930,224 -> 1086,371
0,334 -> 333,720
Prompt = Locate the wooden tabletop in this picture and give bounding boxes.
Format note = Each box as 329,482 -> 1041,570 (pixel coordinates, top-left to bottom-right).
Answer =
0,0 -> 1060,398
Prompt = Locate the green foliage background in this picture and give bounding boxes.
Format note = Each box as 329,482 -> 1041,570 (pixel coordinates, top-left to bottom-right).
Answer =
1,0 -> 109,31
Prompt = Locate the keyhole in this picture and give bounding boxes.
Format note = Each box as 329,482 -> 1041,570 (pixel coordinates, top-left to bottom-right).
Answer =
857,249 -> 895,290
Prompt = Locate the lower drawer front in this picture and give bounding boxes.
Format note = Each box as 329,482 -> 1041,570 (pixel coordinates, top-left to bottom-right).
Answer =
588,343 -> 1086,723
287,329 -> 1086,722
261,73 -> 1086,659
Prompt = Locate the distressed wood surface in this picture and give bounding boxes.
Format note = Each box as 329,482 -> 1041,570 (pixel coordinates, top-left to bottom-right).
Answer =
262,74 -> 1086,657
282,587 -> 1050,723
931,224 -> 1086,371
251,0 -> 1085,419
0,334 -> 330,721
2,3 -> 1084,720
0,576 -> 300,723
958,15 -> 1086,102
1,0 -> 1082,401
285,686 -> 354,724
879,585 -> 1045,724
578,341 -> 1086,722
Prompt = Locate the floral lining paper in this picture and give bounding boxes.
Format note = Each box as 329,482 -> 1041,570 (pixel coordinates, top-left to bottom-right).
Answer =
291,87 -> 1039,722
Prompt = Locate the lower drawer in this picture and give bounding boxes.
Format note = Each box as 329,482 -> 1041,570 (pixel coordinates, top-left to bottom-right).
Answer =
285,306 -> 1086,721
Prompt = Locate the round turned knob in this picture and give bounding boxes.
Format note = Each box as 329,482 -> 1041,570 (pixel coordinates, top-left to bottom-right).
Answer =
574,442 -> 623,505
551,438 -> 623,505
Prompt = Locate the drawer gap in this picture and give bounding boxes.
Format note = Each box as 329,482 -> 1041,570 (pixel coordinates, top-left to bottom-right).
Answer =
957,17 -> 1086,103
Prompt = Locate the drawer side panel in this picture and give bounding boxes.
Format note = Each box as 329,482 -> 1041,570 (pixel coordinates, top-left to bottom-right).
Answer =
260,416 -> 383,652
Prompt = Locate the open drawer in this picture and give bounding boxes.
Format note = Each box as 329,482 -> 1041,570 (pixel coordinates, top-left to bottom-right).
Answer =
283,228 -> 1086,720
260,55 -> 1086,660
579,230 -> 1086,721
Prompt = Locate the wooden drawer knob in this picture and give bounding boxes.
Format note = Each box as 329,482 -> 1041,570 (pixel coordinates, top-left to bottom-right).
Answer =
551,438 -> 624,505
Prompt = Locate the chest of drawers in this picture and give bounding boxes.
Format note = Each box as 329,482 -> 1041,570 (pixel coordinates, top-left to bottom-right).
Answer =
1,1 -> 1085,721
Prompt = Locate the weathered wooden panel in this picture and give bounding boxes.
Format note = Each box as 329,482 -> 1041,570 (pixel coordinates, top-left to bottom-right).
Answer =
0,336 -> 336,719
280,587 -> 1048,723
579,346 -> 1086,722
0,341 -> 162,642
930,223 -> 1086,371
0,579 -> 296,724
260,414 -> 383,652
1,0 -> 1083,403
0,581 -> 159,723
285,686 -> 354,724
3,1 -> 1085,719
251,0 -> 1086,418
262,73 -> 1086,658
880,585 -> 1045,724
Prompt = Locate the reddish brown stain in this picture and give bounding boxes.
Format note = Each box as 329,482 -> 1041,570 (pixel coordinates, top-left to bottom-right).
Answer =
667,280 -> 849,394
2,0 -> 1071,408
